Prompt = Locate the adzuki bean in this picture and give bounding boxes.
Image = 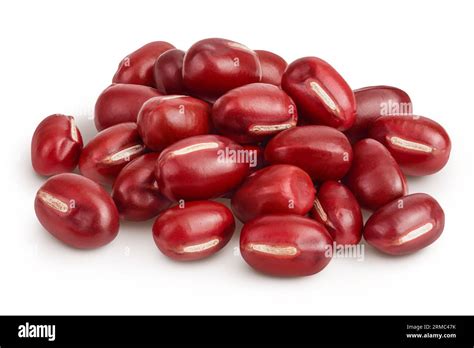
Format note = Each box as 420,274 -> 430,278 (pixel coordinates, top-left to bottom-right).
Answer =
113,41 -> 175,87
182,38 -> 262,102
368,115 -> 451,176
255,50 -> 287,86
265,125 -> 353,181
155,134 -> 249,201
31,114 -> 83,176
153,49 -> 186,95
311,181 -> 363,245
240,215 -> 333,277
34,173 -> 119,249
153,201 -> 235,261
212,83 -> 297,144
344,138 -> 408,210
281,57 -> 356,131
79,122 -> 146,185
137,95 -> 211,151
231,164 -> 315,223
94,83 -> 162,131
344,85 -> 412,143
364,193 -> 444,255
112,153 -> 171,221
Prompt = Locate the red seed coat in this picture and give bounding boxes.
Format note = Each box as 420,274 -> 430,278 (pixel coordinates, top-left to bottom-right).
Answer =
155,135 -> 249,201
153,201 -> 235,261
79,123 -> 146,186
344,139 -> 408,210
137,95 -> 211,151
368,115 -> 451,176
34,173 -> 119,249
232,164 -> 315,222
212,83 -> 297,144
183,38 -> 262,102
265,125 -> 353,181
281,57 -> 356,130
364,193 -> 444,255
31,114 -> 83,176
311,181 -> 363,245
94,83 -> 162,131
240,215 -> 333,277
113,41 -> 175,87
112,153 -> 171,221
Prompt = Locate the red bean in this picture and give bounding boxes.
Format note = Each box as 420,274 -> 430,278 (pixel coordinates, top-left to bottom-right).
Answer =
182,38 -> 262,102
34,173 -> 119,249
155,135 -> 249,201
94,83 -> 162,131
153,201 -> 235,261
255,50 -> 287,86
364,193 -> 444,255
79,123 -> 146,186
232,165 -> 315,222
212,83 -> 297,144
344,139 -> 408,210
112,153 -> 171,221
31,114 -> 83,176
281,57 -> 356,131
137,95 -> 211,151
264,125 -> 353,181
153,49 -> 186,94
112,41 -> 175,87
240,215 -> 333,277
368,115 -> 451,176
345,85 -> 412,143
311,181 -> 363,245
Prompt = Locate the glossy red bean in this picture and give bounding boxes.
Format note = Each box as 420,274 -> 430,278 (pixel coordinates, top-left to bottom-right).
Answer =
153,201 -> 235,261
112,153 -> 171,221
137,95 -> 211,151
264,125 -> 353,181
345,85 -> 412,143
364,193 -> 444,255
255,50 -> 287,86
368,115 -> 451,176
94,83 -> 162,131
153,49 -> 186,94
155,135 -> 249,201
212,83 -> 297,144
232,165 -> 315,222
182,38 -> 262,102
34,173 -> 119,249
344,139 -> 408,210
79,123 -> 146,185
31,114 -> 83,176
281,57 -> 356,131
240,215 -> 333,277
311,181 -> 363,245
112,41 -> 175,87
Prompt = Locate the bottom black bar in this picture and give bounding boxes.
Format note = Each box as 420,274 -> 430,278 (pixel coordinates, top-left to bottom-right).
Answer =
0,316 -> 473,346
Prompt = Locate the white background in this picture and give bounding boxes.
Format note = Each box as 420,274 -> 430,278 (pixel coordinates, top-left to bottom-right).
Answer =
0,0 -> 473,315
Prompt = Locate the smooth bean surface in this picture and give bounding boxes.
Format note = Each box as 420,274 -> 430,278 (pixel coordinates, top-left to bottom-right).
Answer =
281,57 -> 356,130
232,164 -> 315,222
364,193 -> 444,255
153,201 -> 235,261
369,115 -> 451,176
240,215 -> 333,277
212,83 -> 297,144
344,139 -> 407,210
34,173 -> 119,249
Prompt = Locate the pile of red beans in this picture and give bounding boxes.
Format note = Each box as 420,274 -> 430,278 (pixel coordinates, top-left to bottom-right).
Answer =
31,38 -> 451,277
